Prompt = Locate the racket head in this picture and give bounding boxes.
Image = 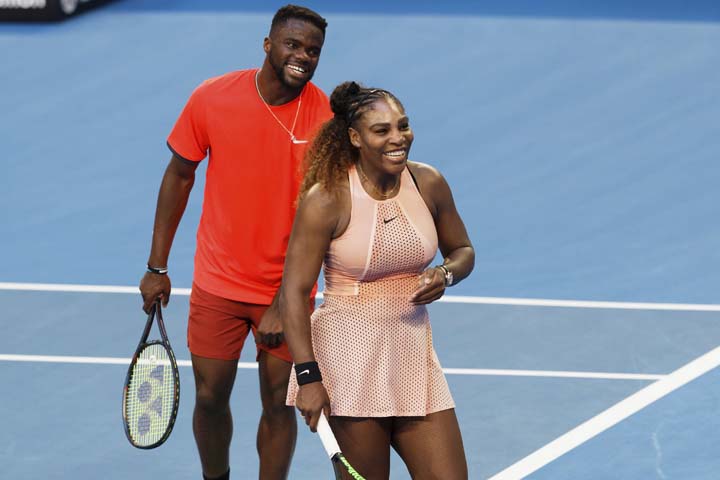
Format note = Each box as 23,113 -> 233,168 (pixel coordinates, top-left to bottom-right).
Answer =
122,340 -> 180,449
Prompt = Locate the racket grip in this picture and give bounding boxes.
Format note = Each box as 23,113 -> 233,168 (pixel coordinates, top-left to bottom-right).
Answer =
317,412 -> 341,458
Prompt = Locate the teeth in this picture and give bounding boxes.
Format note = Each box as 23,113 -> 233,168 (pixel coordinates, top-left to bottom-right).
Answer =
288,65 -> 306,73
384,150 -> 405,157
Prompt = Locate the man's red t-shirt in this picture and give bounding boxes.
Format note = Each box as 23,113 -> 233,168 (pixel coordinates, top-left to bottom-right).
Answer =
167,69 -> 332,304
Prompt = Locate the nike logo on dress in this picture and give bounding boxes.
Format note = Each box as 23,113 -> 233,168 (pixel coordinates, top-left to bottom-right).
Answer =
299,369 -> 310,375
383,216 -> 397,224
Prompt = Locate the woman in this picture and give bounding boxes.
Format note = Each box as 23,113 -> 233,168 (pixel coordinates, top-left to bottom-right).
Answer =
262,81 -> 474,479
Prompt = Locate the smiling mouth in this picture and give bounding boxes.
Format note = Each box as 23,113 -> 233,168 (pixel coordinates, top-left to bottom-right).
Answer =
286,64 -> 307,75
384,149 -> 407,159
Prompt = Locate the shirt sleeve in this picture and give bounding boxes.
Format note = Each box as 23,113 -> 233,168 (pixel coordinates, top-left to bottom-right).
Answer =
166,82 -> 210,162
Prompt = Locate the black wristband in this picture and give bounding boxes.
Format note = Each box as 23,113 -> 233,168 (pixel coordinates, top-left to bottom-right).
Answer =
295,361 -> 322,386
146,264 -> 168,275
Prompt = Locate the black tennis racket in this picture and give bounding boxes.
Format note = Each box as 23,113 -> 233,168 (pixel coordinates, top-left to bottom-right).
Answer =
122,300 -> 180,449
317,412 -> 366,480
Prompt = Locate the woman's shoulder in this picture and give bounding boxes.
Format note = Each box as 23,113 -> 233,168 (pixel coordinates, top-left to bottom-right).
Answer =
302,182 -> 342,209
301,175 -> 350,210
407,160 -> 446,189
301,177 -> 352,238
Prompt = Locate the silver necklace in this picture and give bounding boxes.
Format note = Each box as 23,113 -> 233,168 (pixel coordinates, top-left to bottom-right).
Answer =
356,162 -> 400,199
255,70 -> 307,144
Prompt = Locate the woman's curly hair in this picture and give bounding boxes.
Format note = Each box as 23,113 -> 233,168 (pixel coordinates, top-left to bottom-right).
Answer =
299,81 -> 403,198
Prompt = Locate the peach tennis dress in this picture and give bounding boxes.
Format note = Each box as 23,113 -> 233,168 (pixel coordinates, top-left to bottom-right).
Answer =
286,164 -> 455,417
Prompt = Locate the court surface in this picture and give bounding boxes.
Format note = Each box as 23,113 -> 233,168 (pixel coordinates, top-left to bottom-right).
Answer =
2,1 -> 719,478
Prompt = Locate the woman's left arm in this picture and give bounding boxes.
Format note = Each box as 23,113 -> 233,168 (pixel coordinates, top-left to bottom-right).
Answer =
410,164 -> 475,305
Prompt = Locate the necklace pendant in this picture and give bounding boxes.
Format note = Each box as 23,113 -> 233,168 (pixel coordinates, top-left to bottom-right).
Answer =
256,70 -> 307,145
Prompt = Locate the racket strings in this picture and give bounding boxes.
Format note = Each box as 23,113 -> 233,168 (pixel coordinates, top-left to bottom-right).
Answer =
124,343 -> 175,446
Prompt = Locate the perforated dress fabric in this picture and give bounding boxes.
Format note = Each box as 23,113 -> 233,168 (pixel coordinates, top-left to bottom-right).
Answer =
286,165 -> 455,417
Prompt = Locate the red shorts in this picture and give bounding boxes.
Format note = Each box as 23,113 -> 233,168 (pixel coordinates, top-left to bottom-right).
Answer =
187,283 -> 292,362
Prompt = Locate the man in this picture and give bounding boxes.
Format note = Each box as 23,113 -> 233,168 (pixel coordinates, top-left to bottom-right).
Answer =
139,5 -> 330,479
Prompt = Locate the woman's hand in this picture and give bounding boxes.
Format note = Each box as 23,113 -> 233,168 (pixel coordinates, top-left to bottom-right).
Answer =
296,382 -> 332,432
410,266 -> 446,305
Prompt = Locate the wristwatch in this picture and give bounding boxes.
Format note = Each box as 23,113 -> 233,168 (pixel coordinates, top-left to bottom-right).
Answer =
436,264 -> 454,287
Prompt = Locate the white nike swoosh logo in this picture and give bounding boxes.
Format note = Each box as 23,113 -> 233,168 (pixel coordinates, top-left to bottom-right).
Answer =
299,369 -> 310,375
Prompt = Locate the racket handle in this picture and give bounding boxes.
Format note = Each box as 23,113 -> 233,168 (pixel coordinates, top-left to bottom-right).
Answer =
317,412 -> 341,458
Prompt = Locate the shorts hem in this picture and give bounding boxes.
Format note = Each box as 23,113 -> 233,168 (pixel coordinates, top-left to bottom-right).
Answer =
188,347 -> 241,361
257,345 -> 293,364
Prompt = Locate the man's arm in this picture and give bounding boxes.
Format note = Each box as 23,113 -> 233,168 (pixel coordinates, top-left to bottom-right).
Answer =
139,154 -> 198,313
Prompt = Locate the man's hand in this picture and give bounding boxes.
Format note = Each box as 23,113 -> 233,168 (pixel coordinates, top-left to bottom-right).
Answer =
296,382 -> 331,432
256,306 -> 285,348
139,272 -> 171,313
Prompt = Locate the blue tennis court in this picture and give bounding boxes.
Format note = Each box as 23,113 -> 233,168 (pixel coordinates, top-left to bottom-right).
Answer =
2,1 -> 719,478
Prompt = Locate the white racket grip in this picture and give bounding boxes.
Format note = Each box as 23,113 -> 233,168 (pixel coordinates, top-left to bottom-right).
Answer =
317,412 -> 341,459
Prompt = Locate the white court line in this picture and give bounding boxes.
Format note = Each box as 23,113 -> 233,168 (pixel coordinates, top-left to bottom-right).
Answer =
0,354 -> 663,380
488,344 -> 720,480
442,368 -> 663,381
1,282 -> 719,311
0,282 -> 192,296
439,295 -> 720,312
0,354 -> 257,369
